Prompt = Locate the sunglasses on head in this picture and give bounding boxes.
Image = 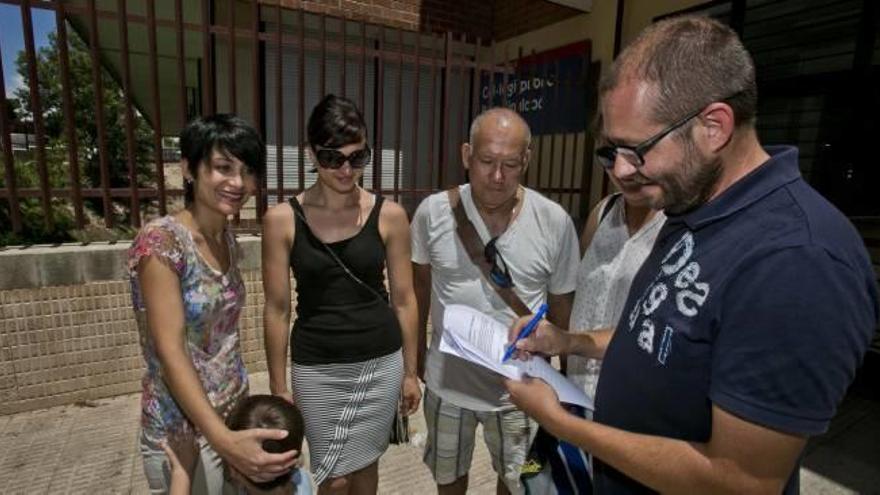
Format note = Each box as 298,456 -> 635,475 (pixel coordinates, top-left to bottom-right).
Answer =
314,145 -> 372,169
484,237 -> 514,288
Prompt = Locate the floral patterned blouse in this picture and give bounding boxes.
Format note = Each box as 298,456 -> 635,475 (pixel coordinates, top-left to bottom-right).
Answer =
128,215 -> 249,449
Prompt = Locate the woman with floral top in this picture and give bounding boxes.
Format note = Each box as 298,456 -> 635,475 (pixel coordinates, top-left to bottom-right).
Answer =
129,114 -> 298,494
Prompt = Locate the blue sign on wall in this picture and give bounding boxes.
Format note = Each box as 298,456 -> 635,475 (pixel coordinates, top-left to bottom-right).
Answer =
479,41 -> 591,136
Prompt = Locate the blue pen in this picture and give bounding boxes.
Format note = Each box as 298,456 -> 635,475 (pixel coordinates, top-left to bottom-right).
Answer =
501,303 -> 549,363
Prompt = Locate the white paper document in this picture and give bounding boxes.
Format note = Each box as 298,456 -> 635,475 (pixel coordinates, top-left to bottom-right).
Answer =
440,304 -> 593,411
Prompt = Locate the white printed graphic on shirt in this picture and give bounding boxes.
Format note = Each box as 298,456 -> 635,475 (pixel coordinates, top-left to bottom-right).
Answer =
627,232 -> 709,364
637,320 -> 655,353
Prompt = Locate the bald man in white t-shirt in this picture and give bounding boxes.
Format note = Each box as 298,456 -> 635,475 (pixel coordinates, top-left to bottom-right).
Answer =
411,107 -> 579,495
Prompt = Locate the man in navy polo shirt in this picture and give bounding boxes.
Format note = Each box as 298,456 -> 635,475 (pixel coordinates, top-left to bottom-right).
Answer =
504,15 -> 878,494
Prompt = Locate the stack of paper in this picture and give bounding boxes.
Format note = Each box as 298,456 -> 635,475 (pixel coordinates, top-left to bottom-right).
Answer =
440,304 -> 593,410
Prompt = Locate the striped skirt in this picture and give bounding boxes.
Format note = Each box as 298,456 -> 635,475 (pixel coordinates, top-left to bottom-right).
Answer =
292,350 -> 403,485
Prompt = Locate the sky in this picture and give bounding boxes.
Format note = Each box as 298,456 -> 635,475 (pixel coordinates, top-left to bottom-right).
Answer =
1,4 -> 55,99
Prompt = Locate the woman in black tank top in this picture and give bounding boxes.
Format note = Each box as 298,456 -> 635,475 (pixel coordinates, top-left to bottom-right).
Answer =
262,95 -> 421,494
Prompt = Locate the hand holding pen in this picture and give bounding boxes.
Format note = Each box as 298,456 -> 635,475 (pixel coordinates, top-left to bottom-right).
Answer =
502,303 -> 551,362
504,305 -> 570,361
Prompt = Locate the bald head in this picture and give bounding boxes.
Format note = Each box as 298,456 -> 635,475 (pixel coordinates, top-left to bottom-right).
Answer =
468,107 -> 531,152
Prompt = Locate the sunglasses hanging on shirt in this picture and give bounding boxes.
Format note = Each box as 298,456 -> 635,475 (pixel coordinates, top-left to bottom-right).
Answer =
484,237 -> 515,288
314,145 -> 372,169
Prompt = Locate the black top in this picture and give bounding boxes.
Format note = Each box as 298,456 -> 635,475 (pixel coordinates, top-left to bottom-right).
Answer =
288,194 -> 402,364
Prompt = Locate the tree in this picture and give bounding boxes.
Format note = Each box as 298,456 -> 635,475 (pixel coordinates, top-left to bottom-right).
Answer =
2,28 -> 156,245
2,98 -> 17,127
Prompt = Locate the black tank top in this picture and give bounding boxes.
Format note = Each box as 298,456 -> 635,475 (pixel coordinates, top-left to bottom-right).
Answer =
288,194 -> 402,364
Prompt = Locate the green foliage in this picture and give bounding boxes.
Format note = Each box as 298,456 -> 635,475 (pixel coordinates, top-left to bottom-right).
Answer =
3,98 -> 18,125
0,199 -> 75,246
2,28 -> 157,246
0,148 -> 75,245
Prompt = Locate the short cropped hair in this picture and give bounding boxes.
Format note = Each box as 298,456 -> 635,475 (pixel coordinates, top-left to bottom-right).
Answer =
468,107 -> 532,151
600,15 -> 757,129
307,94 -> 368,150
179,114 -> 266,203
226,395 -> 305,490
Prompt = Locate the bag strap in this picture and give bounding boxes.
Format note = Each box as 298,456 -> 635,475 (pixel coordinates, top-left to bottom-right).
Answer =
291,196 -> 389,305
580,192 -> 621,255
600,192 -> 621,223
447,187 -> 531,317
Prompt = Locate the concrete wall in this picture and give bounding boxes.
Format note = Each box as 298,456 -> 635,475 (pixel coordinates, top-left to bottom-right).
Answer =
0,237 -> 275,415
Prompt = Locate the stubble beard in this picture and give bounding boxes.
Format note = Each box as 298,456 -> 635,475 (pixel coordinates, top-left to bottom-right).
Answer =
659,137 -> 723,216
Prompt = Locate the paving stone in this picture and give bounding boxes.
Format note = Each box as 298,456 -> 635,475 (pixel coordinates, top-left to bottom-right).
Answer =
1,371 -> 877,494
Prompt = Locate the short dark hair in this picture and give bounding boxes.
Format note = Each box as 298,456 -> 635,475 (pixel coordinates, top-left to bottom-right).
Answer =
600,15 -> 757,129
307,94 -> 368,150
179,114 -> 266,203
226,395 -> 305,491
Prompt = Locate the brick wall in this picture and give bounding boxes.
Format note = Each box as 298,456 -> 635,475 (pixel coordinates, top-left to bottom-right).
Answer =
263,0 -> 580,42
0,238 -> 283,416
0,270 -> 275,415
418,0 -> 493,40
265,0 -> 493,38
492,0 -> 582,41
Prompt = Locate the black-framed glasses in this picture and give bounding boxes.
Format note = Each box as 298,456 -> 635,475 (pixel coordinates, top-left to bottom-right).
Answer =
314,145 -> 372,169
594,108 -> 701,170
594,92 -> 742,170
484,237 -> 514,288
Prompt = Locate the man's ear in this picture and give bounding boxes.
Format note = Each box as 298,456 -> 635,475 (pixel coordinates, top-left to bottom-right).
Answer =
461,143 -> 472,171
522,148 -> 532,173
699,101 -> 735,153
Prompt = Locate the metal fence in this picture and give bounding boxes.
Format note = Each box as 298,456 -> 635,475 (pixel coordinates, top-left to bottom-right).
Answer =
0,0 -> 597,238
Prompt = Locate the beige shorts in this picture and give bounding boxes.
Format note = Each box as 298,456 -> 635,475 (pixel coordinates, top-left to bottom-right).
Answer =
422,388 -> 537,494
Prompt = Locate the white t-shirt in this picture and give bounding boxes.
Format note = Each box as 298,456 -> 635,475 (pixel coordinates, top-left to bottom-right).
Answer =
411,184 -> 579,411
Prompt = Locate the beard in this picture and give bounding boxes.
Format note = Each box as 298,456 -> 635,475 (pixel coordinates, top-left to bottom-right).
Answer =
657,137 -> 723,216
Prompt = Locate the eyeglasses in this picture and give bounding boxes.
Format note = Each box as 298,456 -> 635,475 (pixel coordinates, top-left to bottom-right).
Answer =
594,108 -> 701,170
594,92 -> 742,170
314,145 -> 372,169
484,237 -> 514,288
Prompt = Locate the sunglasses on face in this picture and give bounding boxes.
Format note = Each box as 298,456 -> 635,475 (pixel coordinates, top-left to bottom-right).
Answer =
484,237 -> 514,288
314,145 -> 372,169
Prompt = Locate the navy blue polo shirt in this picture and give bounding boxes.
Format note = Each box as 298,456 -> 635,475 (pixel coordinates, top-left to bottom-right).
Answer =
592,146 -> 878,494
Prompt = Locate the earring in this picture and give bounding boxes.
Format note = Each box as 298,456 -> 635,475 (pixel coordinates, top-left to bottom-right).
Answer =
184,178 -> 193,185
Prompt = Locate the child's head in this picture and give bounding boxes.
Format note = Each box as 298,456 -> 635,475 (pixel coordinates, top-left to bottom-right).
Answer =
225,395 -> 305,492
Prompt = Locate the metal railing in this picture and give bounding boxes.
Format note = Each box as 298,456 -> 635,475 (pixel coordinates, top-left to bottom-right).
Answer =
0,0 -> 597,240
